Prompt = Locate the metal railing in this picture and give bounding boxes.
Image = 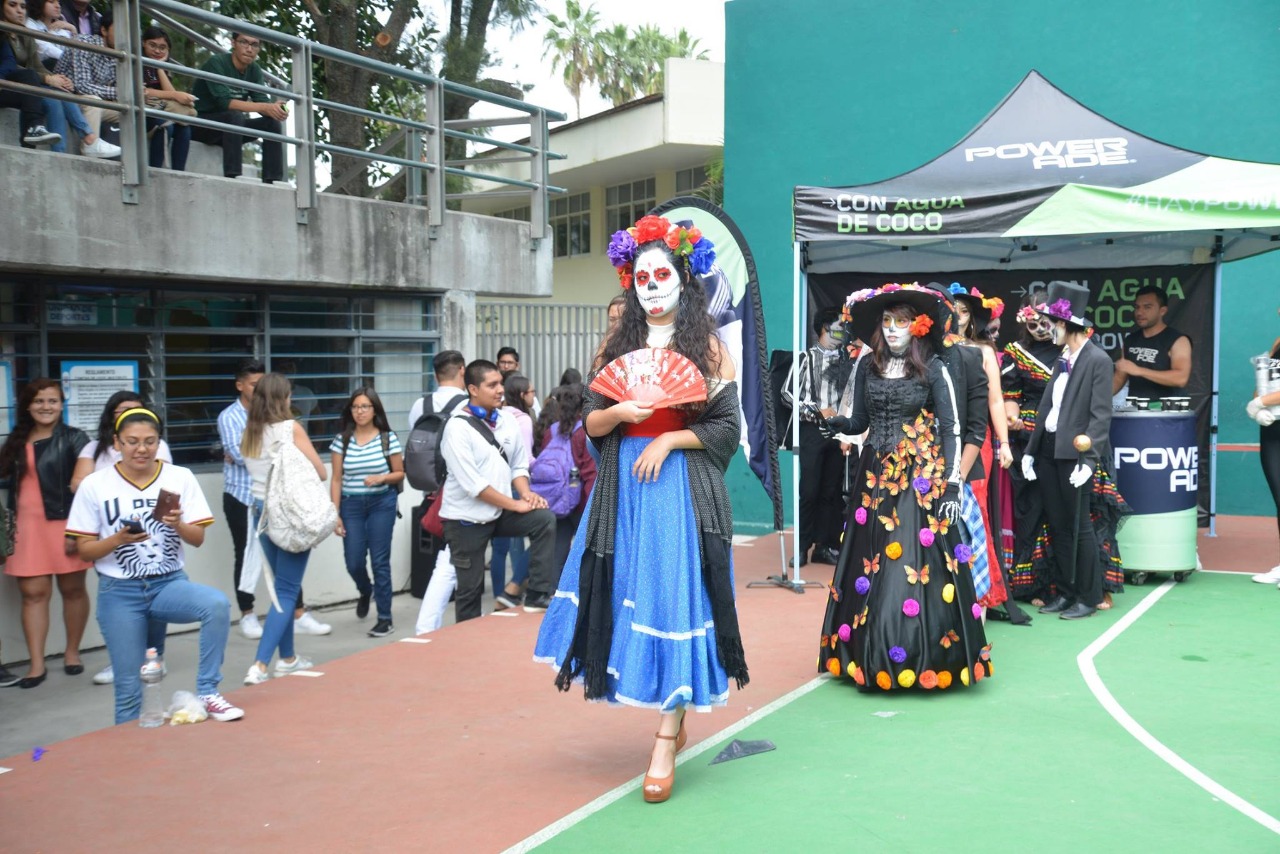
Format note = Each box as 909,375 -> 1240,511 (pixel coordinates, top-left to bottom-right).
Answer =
476,302 -> 608,400
0,0 -> 567,236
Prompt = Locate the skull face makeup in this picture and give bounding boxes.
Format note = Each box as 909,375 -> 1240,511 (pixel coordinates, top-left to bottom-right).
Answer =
1050,319 -> 1068,346
634,246 -> 681,319
1025,312 -> 1053,341
953,300 -> 970,335
881,311 -> 912,355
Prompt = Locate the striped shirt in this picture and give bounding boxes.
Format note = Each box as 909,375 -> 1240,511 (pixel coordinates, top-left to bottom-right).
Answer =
782,346 -> 850,421
217,399 -> 253,505
330,431 -> 402,495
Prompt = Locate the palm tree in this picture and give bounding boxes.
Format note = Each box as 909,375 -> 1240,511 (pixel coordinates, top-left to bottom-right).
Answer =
670,28 -> 710,61
590,24 -> 636,107
542,1 -> 600,120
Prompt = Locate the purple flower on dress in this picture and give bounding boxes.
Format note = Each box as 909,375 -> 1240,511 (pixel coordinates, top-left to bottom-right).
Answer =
919,528 -> 935,548
1046,298 -> 1074,321
902,599 -> 920,618
837,623 -> 852,643
972,603 -> 983,620
889,646 -> 907,663
913,476 -> 931,495
954,543 -> 973,563
854,576 -> 871,595
855,507 -> 868,525
607,230 -> 638,268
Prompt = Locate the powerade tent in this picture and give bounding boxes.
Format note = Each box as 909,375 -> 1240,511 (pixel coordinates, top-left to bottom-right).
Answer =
795,71 -> 1280,273
788,70 -> 1280,560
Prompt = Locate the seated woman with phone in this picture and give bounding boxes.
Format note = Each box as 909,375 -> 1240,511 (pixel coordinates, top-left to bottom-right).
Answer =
66,408 -> 245,724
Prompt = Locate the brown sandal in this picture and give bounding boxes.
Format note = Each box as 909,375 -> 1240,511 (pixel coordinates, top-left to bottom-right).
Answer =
642,716 -> 687,803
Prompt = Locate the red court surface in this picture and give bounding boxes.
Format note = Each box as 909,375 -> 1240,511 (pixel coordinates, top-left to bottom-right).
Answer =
0,518 -> 1264,852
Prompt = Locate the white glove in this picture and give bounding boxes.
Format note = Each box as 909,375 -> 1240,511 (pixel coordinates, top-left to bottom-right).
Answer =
1247,397 -> 1265,418
1257,409 -> 1277,427
1069,463 -> 1093,488
1021,454 -> 1036,482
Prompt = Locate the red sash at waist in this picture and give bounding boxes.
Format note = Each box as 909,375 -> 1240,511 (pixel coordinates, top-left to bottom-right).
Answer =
622,408 -> 688,437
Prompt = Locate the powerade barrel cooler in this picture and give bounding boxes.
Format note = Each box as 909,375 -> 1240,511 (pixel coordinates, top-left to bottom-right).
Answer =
1110,408 -> 1198,584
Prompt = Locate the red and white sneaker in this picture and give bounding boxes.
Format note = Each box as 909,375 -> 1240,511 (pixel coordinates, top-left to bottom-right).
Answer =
199,693 -> 245,722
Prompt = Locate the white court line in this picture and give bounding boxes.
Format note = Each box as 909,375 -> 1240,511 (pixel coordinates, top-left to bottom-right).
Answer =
285,670 -> 324,678
0,767 -> 10,775
489,611 -> 519,618
501,676 -> 826,854
399,637 -> 432,644
1079,579 -> 1280,835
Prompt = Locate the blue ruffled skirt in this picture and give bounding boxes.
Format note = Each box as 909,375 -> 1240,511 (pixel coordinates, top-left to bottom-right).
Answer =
533,437 -> 731,711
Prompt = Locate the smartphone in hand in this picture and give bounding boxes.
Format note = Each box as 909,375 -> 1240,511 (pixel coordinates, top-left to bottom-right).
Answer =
152,488 -> 180,521
122,518 -> 145,534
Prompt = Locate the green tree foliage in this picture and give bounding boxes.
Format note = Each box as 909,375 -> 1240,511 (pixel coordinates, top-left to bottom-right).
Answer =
541,0 -> 598,120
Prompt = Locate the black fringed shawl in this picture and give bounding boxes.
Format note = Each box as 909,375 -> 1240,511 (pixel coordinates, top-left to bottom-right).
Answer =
553,381 -> 750,699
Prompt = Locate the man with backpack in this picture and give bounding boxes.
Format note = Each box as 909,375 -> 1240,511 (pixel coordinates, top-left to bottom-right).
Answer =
439,360 -> 557,622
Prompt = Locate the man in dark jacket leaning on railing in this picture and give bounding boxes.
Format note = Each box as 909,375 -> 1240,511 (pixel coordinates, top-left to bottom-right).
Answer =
190,30 -> 286,183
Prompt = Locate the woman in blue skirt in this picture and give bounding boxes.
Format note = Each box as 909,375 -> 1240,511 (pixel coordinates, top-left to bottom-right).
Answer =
534,214 -> 748,804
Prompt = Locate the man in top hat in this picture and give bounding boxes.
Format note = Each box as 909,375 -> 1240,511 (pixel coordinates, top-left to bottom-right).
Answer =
1023,281 -> 1114,620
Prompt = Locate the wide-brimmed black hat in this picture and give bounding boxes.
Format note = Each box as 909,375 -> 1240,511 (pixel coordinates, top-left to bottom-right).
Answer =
1036,280 -> 1092,328
951,286 -> 993,329
844,283 -> 946,348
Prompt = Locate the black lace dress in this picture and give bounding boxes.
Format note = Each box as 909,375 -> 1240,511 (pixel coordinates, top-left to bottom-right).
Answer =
819,356 -> 993,692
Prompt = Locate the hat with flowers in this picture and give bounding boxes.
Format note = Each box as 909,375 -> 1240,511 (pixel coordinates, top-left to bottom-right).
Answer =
841,282 -> 947,348
607,214 -> 716,290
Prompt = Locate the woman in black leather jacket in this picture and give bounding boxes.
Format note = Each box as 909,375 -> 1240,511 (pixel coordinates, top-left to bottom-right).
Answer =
0,379 -> 90,688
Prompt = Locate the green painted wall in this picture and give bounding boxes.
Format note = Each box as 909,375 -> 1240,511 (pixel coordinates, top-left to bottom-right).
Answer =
723,0 -> 1280,530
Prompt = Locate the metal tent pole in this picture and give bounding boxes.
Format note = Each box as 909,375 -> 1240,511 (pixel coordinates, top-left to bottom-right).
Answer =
1208,250 -> 1223,537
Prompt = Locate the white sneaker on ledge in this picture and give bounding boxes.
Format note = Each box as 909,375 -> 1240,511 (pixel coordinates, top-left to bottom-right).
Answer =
240,612 -> 264,639
244,663 -> 271,685
1251,565 -> 1280,584
273,655 -> 314,675
294,611 -> 331,635
200,693 -> 245,722
81,138 -> 121,158
93,665 -> 114,685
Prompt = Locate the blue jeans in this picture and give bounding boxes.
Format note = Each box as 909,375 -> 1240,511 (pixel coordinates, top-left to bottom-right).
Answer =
96,570 -> 230,724
339,490 -> 397,620
252,504 -> 310,664
42,97 -> 93,154
489,536 -> 528,595
147,117 -> 191,170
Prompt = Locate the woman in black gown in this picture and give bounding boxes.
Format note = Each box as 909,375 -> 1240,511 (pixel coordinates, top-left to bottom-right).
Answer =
820,283 -> 992,692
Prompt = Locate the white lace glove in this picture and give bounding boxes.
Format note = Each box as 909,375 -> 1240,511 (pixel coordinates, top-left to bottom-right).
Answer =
1069,462 -> 1093,488
1021,453 -> 1036,482
1247,397 -> 1265,418
1256,409 -> 1276,427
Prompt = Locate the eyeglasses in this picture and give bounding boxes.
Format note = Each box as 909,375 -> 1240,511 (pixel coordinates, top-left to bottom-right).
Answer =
351,404 -> 373,411
120,438 -> 160,449
234,37 -> 262,50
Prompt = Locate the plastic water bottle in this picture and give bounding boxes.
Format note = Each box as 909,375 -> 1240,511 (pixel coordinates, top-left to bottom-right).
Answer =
139,648 -> 165,728
569,467 -> 580,489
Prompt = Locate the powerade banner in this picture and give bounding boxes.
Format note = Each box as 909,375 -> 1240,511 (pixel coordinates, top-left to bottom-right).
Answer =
807,265 -> 1215,523
650,197 -> 784,530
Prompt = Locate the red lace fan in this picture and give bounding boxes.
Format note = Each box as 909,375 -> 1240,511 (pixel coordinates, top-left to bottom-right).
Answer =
589,348 -> 708,409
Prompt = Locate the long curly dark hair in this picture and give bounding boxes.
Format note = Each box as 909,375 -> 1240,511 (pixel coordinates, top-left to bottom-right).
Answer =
869,303 -> 934,384
534,383 -> 585,451
0,378 -> 62,477
596,241 -> 721,380
94,390 -> 152,461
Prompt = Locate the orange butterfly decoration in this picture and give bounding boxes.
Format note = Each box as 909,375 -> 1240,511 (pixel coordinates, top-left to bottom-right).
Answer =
939,629 -> 960,649
828,584 -> 840,602
829,635 -> 838,650
905,564 -> 930,585
862,555 -> 881,576
878,508 -> 901,532
865,471 -> 880,491
945,553 -> 960,576
853,608 -> 867,627
882,476 -> 902,497
821,634 -> 830,648
927,514 -> 952,536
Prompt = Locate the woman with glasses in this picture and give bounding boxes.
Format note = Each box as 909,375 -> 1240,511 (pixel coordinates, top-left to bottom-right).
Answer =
0,379 -> 90,688
70,389 -> 173,685
67,407 -> 243,722
330,387 -> 403,638
140,25 -> 194,171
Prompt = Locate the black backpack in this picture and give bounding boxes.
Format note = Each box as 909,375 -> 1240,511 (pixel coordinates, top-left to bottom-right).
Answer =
404,394 -> 464,492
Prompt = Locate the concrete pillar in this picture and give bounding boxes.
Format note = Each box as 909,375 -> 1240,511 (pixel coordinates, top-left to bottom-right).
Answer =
442,289 -> 476,359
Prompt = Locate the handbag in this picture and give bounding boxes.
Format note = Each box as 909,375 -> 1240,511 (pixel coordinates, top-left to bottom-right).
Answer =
0,507 -> 15,561
256,423 -> 338,553
421,490 -> 445,538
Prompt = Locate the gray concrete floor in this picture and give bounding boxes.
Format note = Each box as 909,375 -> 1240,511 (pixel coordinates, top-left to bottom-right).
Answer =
0,588 -> 485,759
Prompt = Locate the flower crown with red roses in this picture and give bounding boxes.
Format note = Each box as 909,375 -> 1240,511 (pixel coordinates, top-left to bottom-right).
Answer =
606,214 -> 717,290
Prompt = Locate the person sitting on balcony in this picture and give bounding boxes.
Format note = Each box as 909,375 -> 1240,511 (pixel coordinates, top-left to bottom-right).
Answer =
190,31 -> 286,184
2,0 -> 117,156
50,6 -> 126,154
140,25 -> 192,171
25,0 -> 74,69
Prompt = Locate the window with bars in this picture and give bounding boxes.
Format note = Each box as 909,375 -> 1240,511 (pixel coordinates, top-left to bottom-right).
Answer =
550,192 -> 590,258
605,178 -> 656,235
676,164 -> 720,205
0,281 -> 442,465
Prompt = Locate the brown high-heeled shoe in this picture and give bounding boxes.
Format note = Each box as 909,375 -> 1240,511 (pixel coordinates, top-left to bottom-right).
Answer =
643,714 -> 687,804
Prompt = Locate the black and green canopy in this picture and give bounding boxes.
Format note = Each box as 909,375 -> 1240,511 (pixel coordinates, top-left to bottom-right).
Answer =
794,71 -> 1280,274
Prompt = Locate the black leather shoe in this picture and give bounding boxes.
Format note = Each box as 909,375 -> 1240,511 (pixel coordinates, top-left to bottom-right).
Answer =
810,547 -> 839,565
788,551 -> 810,568
18,672 -> 47,689
64,663 -> 84,676
1038,595 -> 1072,614
1059,602 -> 1098,620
